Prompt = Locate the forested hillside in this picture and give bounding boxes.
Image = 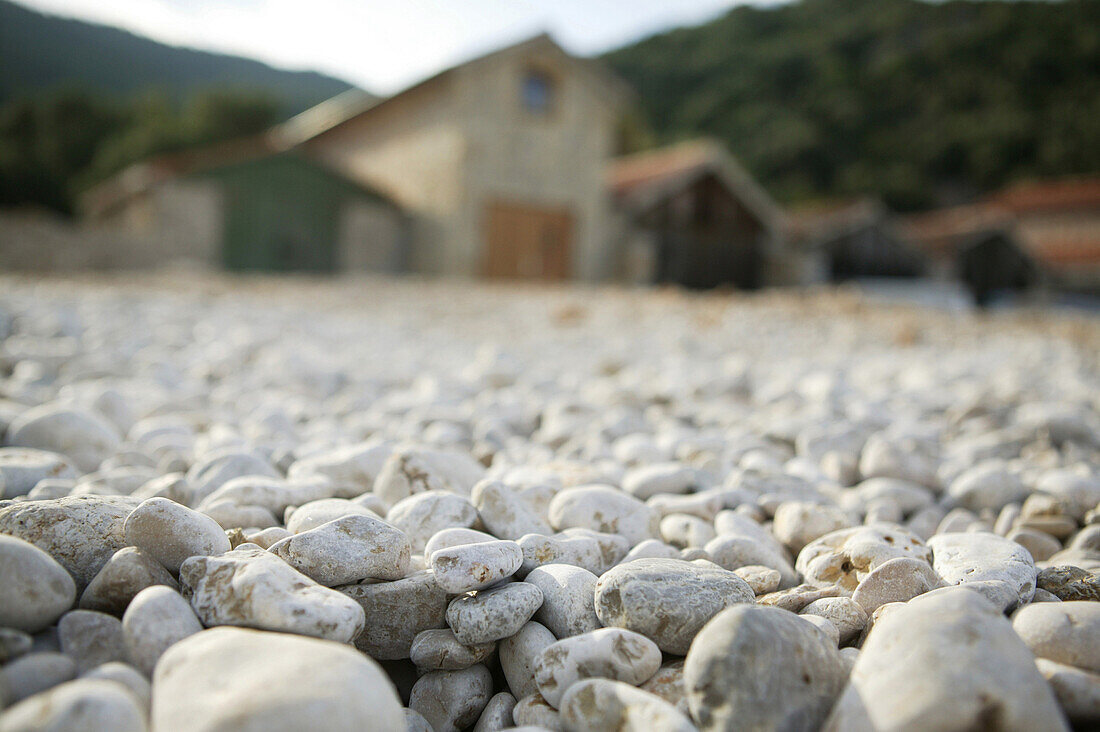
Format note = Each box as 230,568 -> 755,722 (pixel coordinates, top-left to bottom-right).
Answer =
604,0 -> 1100,209
0,0 -> 354,114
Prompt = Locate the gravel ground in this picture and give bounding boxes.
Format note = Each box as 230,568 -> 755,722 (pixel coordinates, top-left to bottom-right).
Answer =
1,273 -> 1099,731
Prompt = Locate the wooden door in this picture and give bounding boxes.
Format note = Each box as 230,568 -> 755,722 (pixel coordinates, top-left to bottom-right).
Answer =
484,201 -> 573,280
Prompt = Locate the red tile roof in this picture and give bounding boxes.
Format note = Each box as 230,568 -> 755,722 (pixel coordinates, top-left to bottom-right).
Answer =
988,176 -> 1100,213
606,141 -> 714,197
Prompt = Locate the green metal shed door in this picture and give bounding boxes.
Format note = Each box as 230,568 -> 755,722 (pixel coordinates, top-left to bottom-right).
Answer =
220,162 -> 340,272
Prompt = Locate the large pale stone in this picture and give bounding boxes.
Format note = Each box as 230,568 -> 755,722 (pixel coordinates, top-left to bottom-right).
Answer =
269,514 -> 411,586
122,585 -> 203,676
1012,601 -> 1100,674
824,588 -> 1068,731
0,534 -> 76,632
535,627 -> 661,709
684,604 -> 847,732
124,497 -> 231,574
0,678 -> 145,732
79,546 -> 177,616
0,495 -> 134,590
594,557 -> 755,655
928,531 -> 1038,606
6,405 -> 122,473
0,447 -> 77,499
560,678 -> 697,732
180,543 -> 365,643
151,627 -> 404,732
337,570 -> 449,660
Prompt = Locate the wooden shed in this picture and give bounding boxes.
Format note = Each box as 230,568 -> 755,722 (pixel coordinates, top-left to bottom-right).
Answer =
609,140 -> 784,290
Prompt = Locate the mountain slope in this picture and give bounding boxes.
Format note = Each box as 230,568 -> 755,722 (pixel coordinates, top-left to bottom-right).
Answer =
604,0 -> 1100,209
0,0 -> 357,116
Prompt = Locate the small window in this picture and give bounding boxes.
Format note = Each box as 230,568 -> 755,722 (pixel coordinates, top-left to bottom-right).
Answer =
522,70 -> 553,114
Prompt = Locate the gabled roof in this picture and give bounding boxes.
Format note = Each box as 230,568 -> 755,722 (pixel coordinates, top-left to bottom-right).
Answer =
989,176 -> 1100,214
80,132 -> 396,220
784,197 -> 888,244
276,33 -> 633,147
607,139 -> 783,233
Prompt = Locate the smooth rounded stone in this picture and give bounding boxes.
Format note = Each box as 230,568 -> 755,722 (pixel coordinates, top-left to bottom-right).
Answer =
772,502 -> 853,553
518,533 -> 605,576
25,479 -> 75,501
447,582 -> 544,645
0,495 -> 134,590
196,475 -> 332,517
854,477 -> 935,516
937,506 -> 981,534
0,678 -> 146,732
199,500 -> 279,530
732,565 -> 781,595
1038,565 -> 1100,602
947,460 -> 1031,512
905,504 -> 948,540
57,610 -> 126,673
1068,525 -> 1100,551
180,543 -> 365,643
79,546 -> 178,616
0,534 -> 76,633
850,556 -> 944,613
287,442 -> 394,495
800,613 -> 841,646
408,665 -> 494,732
6,405 -> 122,473
704,535 -> 798,589
373,447 -> 485,507
500,621 -> 557,700
122,585 -> 203,676
1035,658 -> 1100,726
548,485 -> 659,547
388,491 -> 479,553
1044,548 -> 1100,572
796,524 -> 931,591
534,627 -> 661,709
124,497 -> 231,574
0,652 -> 76,705
594,558 -> 754,655
713,509 -> 790,556
0,448 -> 77,499
757,583 -> 845,613
152,626 -> 404,732
524,565 -> 600,639
82,662 -> 152,711
647,491 -> 723,521
185,451 -> 280,506
404,708 -> 433,732
409,629 -> 495,671
659,513 -> 716,549
431,540 -> 523,594
557,529 -> 630,571
338,570 -> 449,660
928,531 -> 1038,605
685,603 -> 845,731
1036,469 -> 1100,521
245,526 -> 292,550
0,629 -> 32,665
472,480 -> 553,540
130,472 -> 190,504
1012,602 -> 1100,673
621,538 -> 681,563
1007,527 -> 1062,562
424,528 -> 496,557
472,691 -> 517,732
512,692 -> 562,731
801,597 -> 868,645
269,514 -> 411,586
560,678 -> 696,732
285,497 -> 378,534
858,431 -> 940,489
824,588 -> 1069,732
622,463 -> 696,501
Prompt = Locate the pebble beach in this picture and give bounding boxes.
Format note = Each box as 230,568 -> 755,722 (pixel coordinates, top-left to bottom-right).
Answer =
1,274 -> 1099,731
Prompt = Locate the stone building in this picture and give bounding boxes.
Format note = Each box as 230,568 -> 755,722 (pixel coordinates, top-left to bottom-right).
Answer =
284,34 -> 632,280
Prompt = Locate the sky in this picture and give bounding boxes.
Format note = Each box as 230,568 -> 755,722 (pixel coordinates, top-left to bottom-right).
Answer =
13,0 -> 776,95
